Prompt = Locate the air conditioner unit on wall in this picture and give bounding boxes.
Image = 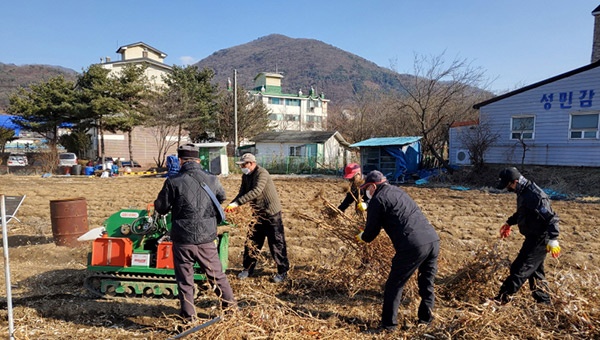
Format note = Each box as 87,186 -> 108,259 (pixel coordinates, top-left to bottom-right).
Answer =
455,149 -> 471,165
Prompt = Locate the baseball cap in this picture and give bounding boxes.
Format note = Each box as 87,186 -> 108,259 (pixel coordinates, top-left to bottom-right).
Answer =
496,167 -> 522,189
360,170 -> 387,189
343,163 -> 361,179
177,144 -> 199,159
235,153 -> 256,164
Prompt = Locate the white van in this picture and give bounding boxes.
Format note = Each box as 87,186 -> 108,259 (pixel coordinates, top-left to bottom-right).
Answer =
58,153 -> 78,166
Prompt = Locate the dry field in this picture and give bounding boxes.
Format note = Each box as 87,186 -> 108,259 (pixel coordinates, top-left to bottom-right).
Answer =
0,171 -> 599,339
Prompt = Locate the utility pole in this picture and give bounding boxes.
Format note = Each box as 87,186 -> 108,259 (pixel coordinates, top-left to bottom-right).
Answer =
234,69 -> 238,156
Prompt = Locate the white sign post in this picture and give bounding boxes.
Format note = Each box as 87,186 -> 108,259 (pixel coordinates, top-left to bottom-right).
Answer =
1,195 -> 15,339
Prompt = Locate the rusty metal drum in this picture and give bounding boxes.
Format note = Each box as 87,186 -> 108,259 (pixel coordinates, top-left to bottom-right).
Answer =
49,197 -> 89,247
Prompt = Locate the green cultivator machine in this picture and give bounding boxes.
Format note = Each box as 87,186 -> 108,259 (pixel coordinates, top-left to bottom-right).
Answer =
84,204 -> 230,298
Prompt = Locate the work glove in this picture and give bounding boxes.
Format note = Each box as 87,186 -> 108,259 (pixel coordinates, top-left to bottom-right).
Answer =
546,239 -> 561,258
355,231 -> 365,243
357,202 -> 368,212
499,223 -> 511,238
224,202 -> 239,213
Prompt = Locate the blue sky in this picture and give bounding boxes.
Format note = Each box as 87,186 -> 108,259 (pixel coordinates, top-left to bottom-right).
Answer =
2,1 -> 599,94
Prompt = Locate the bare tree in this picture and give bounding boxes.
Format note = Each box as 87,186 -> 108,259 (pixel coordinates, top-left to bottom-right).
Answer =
328,89 -> 397,143
392,52 -> 491,172
145,91 -> 180,168
511,119 -> 533,169
458,121 -> 499,171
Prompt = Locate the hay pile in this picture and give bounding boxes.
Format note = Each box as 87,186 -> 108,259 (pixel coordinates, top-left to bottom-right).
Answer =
2,175 -> 600,339
294,190 -> 397,297
192,188 -> 600,339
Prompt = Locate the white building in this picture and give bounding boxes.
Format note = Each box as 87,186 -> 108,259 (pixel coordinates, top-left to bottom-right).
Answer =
251,130 -> 352,170
100,42 -> 172,88
250,73 -> 329,131
90,42 -> 177,167
450,5 -> 600,167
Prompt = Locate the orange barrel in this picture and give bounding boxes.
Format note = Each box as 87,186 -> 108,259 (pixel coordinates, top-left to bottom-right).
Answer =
49,197 -> 89,247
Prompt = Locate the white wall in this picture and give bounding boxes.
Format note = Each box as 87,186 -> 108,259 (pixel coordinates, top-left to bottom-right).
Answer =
475,67 -> 600,166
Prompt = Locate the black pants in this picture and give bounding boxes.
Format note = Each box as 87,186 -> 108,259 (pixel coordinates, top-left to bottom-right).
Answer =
242,211 -> 290,275
496,234 -> 551,303
173,242 -> 237,319
382,241 -> 439,328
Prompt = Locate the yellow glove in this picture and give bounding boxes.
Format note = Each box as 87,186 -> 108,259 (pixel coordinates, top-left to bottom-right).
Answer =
355,231 -> 365,243
357,202 -> 368,212
546,239 -> 561,258
224,202 -> 238,213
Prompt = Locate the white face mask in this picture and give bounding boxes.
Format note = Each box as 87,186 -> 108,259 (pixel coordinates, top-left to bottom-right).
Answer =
241,167 -> 251,175
366,189 -> 373,200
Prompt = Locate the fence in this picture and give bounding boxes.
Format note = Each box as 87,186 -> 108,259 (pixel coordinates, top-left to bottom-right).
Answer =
228,155 -> 345,176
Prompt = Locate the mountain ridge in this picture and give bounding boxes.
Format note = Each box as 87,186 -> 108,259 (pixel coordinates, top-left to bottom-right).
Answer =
194,34 -> 413,107
1,34 -> 419,111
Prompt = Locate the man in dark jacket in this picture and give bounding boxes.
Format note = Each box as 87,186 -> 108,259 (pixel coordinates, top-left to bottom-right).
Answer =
154,144 -> 236,321
224,153 -> 290,283
493,167 -> 560,305
356,170 -> 440,331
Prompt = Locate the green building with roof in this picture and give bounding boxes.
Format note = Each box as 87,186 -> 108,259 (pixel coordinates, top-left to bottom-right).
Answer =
249,72 -> 329,131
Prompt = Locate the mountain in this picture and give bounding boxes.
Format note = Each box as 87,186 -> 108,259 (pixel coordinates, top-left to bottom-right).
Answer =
194,34 -> 412,108
0,63 -> 78,111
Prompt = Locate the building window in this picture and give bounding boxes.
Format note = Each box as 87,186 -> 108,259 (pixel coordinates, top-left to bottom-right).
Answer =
306,115 -> 322,123
268,97 -> 281,105
289,146 -> 303,156
268,113 -> 283,121
284,114 -> 298,121
570,113 -> 599,139
511,116 -> 534,140
285,98 -> 300,106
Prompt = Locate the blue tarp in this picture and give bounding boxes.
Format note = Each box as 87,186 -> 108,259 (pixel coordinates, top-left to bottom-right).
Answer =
351,136 -> 422,180
166,155 -> 180,178
0,115 -> 21,135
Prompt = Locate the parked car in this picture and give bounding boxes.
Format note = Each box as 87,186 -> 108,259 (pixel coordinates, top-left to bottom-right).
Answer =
7,154 -> 28,166
120,160 -> 142,168
58,153 -> 78,166
94,156 -> 115,164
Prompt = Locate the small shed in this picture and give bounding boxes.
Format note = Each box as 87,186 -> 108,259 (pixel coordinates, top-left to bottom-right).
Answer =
252,130 -> 352,168
192,142 -> 229,176
350,136 -> 422,181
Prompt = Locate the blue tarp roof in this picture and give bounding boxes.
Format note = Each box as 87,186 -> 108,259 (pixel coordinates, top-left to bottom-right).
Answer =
0,115 -> 21,135
350,136 -> 422,147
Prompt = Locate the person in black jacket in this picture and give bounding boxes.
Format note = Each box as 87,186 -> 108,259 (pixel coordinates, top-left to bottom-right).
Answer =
493,167 -> 560,305
154,144 -> 236,321
338,163 -> 367,213
356,170 -> 440,331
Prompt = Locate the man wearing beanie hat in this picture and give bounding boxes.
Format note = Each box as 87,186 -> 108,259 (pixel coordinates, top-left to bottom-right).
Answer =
492,167 -> 560,305
356,170 -> 440,331
154,144 -> 237,321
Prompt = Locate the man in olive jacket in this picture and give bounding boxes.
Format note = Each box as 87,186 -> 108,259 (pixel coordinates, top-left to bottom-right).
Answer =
225,153 -> 290,283
154,144 -> 236,321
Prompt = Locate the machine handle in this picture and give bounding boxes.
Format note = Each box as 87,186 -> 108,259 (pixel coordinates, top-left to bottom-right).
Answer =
146,203 -> 155,216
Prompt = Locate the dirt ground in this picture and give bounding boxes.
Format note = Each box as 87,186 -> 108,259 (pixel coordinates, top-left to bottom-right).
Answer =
0,169 -> 599,339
